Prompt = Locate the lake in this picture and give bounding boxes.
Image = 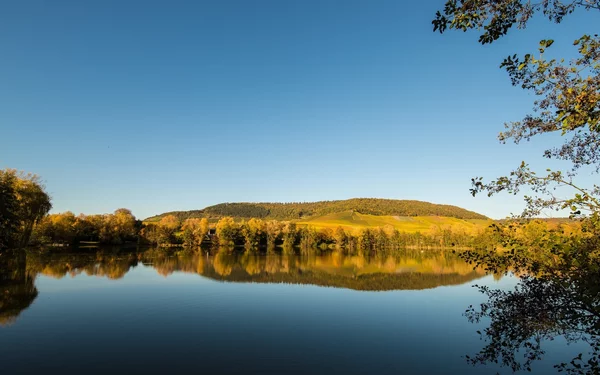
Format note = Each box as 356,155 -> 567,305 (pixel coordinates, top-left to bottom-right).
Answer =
0,249 -> 579,374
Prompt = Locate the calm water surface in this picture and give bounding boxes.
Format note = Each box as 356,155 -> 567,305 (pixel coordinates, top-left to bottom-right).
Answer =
0,250 -> 579,374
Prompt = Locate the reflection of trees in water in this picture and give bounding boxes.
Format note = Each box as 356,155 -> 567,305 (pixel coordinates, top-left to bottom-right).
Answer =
14,248 -> 488,293
141,249 -> 487,291
212,251 -> 233,276
26,252 -> 139,280
264,254 -> 283,274
141,250 -> 206,277
0,248 -> 488,325
240,252 -> 262,275
0,251 -> 38,326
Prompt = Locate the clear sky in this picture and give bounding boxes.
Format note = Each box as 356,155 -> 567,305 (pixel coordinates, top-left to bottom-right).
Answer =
1,1 -> 597,219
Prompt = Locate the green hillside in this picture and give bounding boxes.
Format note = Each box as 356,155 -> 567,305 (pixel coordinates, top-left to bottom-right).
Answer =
296,211 -> 491,234
145,198 -> 488,222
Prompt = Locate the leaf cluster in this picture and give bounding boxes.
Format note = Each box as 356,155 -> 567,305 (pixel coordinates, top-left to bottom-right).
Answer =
434,1 -> 599,44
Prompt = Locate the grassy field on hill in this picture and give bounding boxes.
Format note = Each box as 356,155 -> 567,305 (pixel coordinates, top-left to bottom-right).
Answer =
295,211 -> 491,234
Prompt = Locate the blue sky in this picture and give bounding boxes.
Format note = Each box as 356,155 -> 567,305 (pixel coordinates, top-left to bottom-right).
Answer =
1,1 -> 597,219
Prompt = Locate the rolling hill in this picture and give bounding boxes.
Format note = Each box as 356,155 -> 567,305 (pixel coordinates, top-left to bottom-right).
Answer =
145,198 -> 489,223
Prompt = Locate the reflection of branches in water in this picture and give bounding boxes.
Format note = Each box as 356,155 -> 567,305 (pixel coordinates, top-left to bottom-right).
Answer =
460,232 -> 600,374
466,276 -> 600,373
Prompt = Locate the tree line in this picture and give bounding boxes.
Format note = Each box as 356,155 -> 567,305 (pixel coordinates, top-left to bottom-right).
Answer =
2,168 -> 588,257
140,214 -> 487,251
140,214 -> 587,254
28,210 -> 489,251
31,208 -> 140,246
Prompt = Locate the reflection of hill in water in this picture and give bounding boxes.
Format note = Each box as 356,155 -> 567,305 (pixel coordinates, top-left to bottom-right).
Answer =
205,269 -> 483,291
145,251 -> 487,291
0,249 -> 487,324
18,249 -> 487,292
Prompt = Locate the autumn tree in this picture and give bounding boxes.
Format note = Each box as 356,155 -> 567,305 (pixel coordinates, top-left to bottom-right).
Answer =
298,226 -> 319,252
182,218 -> 209,247
72,214 -> 98,242
241,218 -> 264,250
434,2 -> 600,373
49,211 -> 76,244
357,229 -> 375,253
215,217 -> 238,248
0,169 -> 52,249
113,209 -> 137,242
374,228 -> 390,250
0,171 -> 19,249
265,220 -> 284,249
333,226 -> 347,249
139,224 -> 159,246
282,222 -> 297,246
154,215 -> 180,246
